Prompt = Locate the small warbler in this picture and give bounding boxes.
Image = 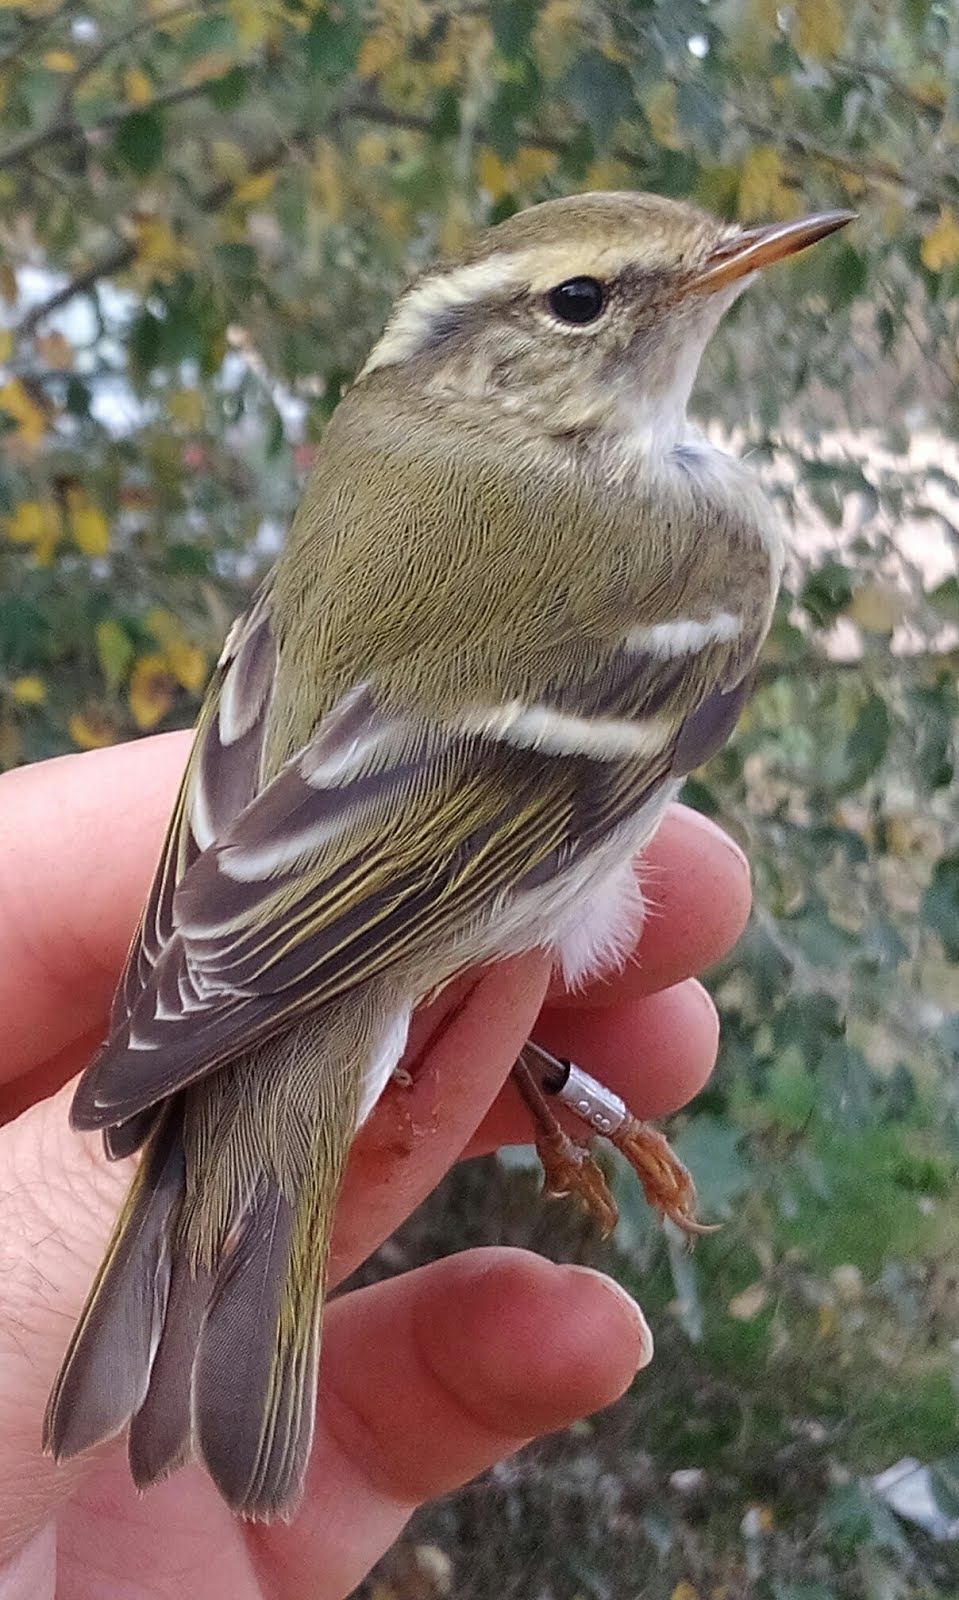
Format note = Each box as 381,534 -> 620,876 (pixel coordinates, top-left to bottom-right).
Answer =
45,190 -> 851,1518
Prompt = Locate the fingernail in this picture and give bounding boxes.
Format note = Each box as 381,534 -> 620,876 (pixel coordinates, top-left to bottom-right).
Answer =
563,1266 -> 654,1370
670,804 -> 750,880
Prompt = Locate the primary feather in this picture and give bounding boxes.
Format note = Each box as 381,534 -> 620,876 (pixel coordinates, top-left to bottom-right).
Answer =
45,190 -> 785,1519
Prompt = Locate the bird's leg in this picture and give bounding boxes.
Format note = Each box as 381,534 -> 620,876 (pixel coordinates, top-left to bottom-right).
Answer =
518,1041 -> 716,1238
512,1047 -> 619,1236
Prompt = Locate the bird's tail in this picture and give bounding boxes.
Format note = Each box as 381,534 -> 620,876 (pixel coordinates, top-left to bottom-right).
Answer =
44,1037 -> 357,1520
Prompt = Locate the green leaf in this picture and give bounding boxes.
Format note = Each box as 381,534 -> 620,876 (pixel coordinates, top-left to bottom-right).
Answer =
929,574 -> 959,621
825,243 -> 869,306
844,692 -> 891,787
489,0 -> 535,60
563,49 -> 634,143
800,558 -> 853,627
672,1115 -> 750,1216
922,853 -> 959,961
129,309 -> 162,379
929,1452 -> 959,1519
205,66 -> 251,111
180,13 -> 238,59
95,617 -> 133,689
486,60 -> 543,159
215,242 -> 258,283
114,109 -> 165,177
823,1480 -> 912,1561
305,3 -> 363,79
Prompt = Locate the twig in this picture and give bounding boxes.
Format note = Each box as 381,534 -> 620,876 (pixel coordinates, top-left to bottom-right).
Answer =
16,126 -> 317,337
0,0 -> 222,173
756,647 -> 959,686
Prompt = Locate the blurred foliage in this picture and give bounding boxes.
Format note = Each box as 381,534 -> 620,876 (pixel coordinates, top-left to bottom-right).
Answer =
0,0 -> 958,1595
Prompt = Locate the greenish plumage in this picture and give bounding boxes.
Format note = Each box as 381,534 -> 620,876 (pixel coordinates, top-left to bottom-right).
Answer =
44,189 -> 849,1520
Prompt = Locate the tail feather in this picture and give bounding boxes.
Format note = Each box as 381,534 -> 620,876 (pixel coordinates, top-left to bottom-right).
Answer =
47,1012 -> 368,1519
43,1106 -> 184,1460
128,1251 -> 212,1488
193,1176 -> 323,1519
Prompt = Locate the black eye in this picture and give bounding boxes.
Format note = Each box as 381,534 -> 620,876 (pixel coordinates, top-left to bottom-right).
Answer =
547,277 -> 606,325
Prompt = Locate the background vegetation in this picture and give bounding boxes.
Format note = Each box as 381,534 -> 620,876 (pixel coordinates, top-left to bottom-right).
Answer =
1,0 -> 958,1595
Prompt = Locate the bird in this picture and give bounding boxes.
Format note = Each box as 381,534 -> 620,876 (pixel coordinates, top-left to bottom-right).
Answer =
44,189 -> 852,1520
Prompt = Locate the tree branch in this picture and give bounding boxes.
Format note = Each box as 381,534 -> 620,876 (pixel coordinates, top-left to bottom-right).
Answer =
732,109 -> 957,211
14,83 -> 957,336
15,126 -> 317,337
756,647 -> 959,686
0,0 -> 223,173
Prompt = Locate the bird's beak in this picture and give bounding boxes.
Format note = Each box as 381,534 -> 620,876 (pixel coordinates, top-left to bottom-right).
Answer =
690,210 -> 856,295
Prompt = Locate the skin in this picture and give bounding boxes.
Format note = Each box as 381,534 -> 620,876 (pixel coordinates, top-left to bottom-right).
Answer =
0,733 -> 751,1600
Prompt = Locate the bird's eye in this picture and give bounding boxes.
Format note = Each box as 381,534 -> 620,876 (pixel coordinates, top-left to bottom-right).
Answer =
546,277 -> 606,326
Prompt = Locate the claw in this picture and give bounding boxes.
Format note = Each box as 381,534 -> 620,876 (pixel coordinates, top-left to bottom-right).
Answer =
518,1042 -> 717,1239
511,1050 -> 619,1235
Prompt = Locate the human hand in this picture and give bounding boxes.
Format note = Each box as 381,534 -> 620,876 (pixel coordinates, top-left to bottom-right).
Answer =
0,734 -> 751,1599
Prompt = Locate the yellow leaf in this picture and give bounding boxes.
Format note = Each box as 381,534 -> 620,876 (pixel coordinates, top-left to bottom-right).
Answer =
311,139 -> 343,221
168,387 -> 205,429
671,1585 -> 703,1600
69,710 -> 118,750
230,0 -> 277,48
356,133 -> 390,167
921,207 -> 959,272
645,81 -> 681,151
582,158 -> 631,192
0,378 -> 48,444
438,197 -> 469,255
513,145 -> 557,187
5,500 -> 61,564
0,716 -> 19,765
357,28 -> 402,79
128,654 -> 176,730
10,674 -> 45,705
477,148 -> 511,202
430,13 -> 490,87
211,139 -> 249,181
68,493 -> 110,556
95,618 -> 134,689
737,147 -> 797,222
132,217 -> 194,279
533,0 -> 582,76
234,170 -> 277,206
0,329 -> 11,362
42,49 -> 76,71
183,50 -> 237,86
794,0 -> 843,58
166,637 -> 207,693
36,329 -> 73,369
144,606 -> 183,650
124,66 -> 154,104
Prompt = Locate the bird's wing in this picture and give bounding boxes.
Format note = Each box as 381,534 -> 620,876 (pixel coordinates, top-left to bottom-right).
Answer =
73,596 -> 754,1134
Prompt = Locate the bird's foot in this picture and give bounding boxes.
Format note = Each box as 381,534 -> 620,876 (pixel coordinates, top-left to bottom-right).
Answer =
516,1042 -> 716,1238
512,1049 -> 619,1235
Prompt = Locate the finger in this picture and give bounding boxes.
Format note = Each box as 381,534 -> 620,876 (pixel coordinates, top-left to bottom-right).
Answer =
256,1248 -> 651,1598
0,956 -> 550,1547
0,734 -> 190,1085
329,957 -> 549,1280
0,740 -> 744,1095
467,976 -> 720,1156
548,804 -> 751,1008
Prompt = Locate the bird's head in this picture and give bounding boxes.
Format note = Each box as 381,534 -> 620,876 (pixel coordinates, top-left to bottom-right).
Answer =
360,190 -> 852,452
